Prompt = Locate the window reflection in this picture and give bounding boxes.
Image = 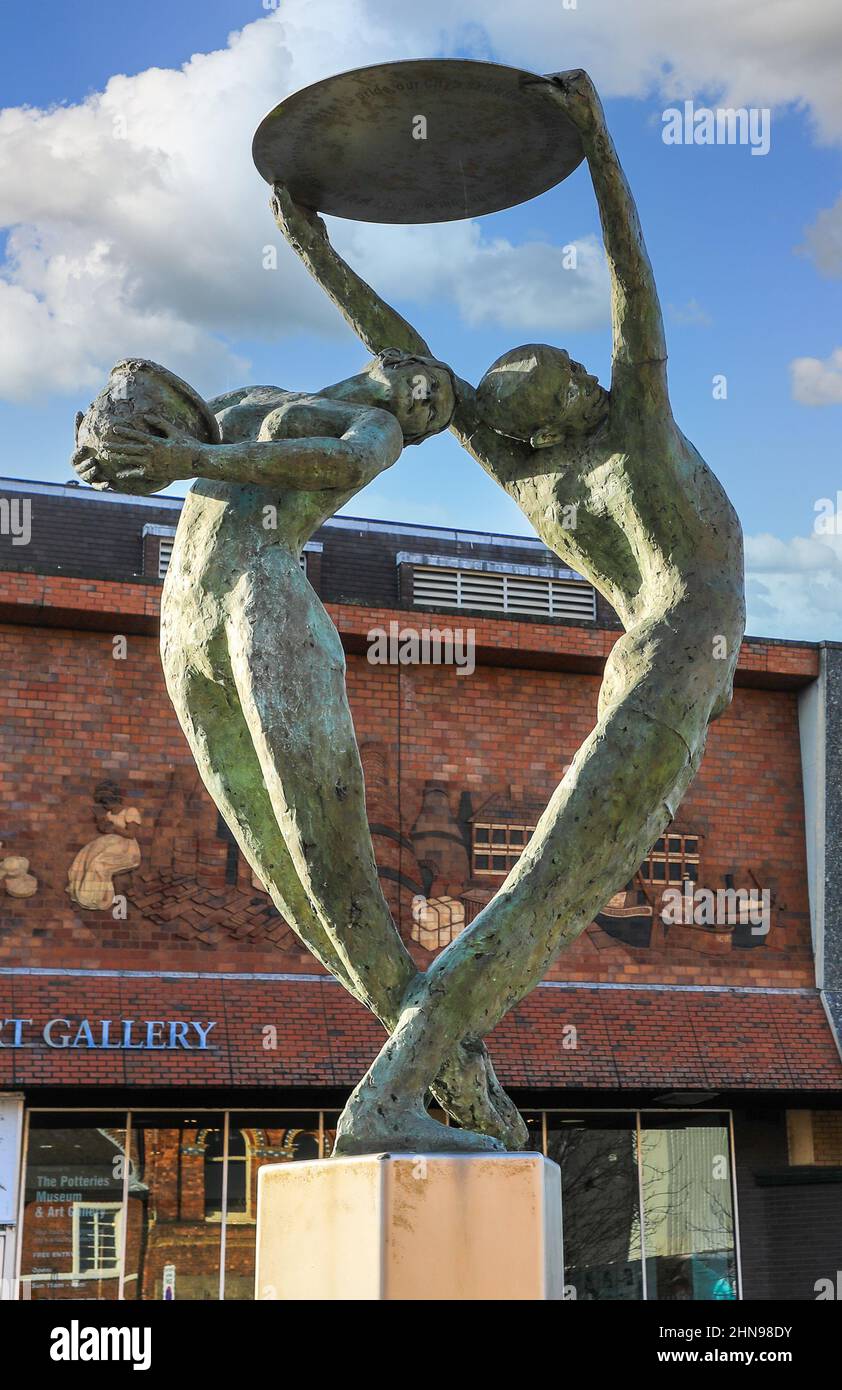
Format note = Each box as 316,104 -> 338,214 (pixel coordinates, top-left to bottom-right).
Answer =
204,1128 -> 251,1219
20,1114 -> 128,1301
124,1115 -> 223,1301
640,1114 -> 737,1301
322,1112 -> 339,1160
520,1111 -> 544,1153
17,1107 -> 740,1301
546,1113 -> 643,1301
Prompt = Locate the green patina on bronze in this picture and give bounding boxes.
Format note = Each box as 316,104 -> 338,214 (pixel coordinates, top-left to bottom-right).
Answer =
72,344 -> 524,1150
72,69 -> 744,1157
270,70 -> 745,1154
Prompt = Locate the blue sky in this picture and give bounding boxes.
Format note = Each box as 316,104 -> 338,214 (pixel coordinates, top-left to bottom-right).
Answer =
1,0 -> 841,638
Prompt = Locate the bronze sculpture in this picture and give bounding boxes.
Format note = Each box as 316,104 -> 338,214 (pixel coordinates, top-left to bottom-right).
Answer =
72,65 -> 745,1156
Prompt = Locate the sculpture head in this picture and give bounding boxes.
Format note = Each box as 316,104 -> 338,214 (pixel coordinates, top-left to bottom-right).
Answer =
363,348 -> 457,445
72,359 -> 220,494
477,343 -> 608,448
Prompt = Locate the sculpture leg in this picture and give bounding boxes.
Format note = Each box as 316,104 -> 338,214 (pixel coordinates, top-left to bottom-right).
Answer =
162,636 -> 370,995
334,700 -> 703,1154
224,558 -> 525,1146
223,549 -> 422,1020
163,571 -> 524,1146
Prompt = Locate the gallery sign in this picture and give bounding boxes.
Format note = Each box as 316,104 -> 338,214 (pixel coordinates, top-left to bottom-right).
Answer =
0,1018 -> 217,1050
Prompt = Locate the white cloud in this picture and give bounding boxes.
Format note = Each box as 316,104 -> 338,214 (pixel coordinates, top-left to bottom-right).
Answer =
745,522 -> 842,639
0,5 -> 610,403
789,348 -> 842,405
746,530 -> 841,574
453,235 -> 608,331
474,0 -> 842,140
0,228 -> 250,400
0,14 -> 352,400
1,0 -> 841,402
340,223 -> 608,333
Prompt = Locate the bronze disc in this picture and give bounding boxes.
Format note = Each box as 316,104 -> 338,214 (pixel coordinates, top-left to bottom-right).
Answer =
252,59 -> 585,224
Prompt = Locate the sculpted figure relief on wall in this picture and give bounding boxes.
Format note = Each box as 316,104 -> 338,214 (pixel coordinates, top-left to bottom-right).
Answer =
0,843 -> 38,899
66,781 -> 142,912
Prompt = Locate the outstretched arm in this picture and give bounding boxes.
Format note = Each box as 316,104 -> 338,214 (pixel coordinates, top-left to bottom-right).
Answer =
272,186 -> 505,469
73,399 -> 403,496
541,71 -> 669,404
272,186 -> 433,360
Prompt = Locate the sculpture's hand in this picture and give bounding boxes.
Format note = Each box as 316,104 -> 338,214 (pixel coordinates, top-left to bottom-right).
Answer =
271,182 -> 329,253
72,414 -> 201,495
526,67 -> 668,383
526,68 -> 602,135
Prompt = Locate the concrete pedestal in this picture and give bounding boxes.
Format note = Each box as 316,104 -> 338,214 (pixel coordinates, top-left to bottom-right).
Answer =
255,1151 -> 563,1301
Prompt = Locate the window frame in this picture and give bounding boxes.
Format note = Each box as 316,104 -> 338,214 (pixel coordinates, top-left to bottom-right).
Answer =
472,820 -> 537,877
639,830 -> 702,889
71,1200 -> 124,1281
203,1126 -> 253,1224
16,1104 -> 742,1302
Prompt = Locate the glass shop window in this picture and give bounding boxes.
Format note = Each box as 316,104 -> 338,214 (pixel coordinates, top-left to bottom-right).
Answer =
546,1113 -> 644,1301
544,1111 -> 738,1301
639,1113 -> 737,1302
19,1113 -> 128,1301
123,1115 -> 224,1302
17,1108 -> 737,1301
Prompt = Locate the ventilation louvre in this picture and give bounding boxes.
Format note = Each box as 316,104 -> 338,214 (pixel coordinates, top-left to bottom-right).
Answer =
412,565 -> 596,621
157,538 -> 174,580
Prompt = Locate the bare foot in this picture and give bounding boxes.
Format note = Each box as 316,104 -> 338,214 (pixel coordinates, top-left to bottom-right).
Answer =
332,1092 -> 505,1157
432,1039 -> 528,1150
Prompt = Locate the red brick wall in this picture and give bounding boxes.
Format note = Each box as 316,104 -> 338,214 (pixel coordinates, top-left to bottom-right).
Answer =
0,610 -> 814,987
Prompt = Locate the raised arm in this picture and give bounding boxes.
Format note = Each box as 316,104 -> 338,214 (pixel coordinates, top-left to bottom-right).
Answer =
272,185 -> 433,361
541,71 -> 669,401
272,187 -> 500,465
73,398 -> 403,496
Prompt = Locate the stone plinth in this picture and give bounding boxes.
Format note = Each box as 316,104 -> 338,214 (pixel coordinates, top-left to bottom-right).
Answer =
255,1151 -> 563,1301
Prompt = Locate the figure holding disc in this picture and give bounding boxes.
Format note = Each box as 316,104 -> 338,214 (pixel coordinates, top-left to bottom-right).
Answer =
271,68 -> 745,1152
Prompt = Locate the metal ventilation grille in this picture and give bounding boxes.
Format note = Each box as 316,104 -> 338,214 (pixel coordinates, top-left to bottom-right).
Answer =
412,565 -> 596,620
158,538 -> 174,579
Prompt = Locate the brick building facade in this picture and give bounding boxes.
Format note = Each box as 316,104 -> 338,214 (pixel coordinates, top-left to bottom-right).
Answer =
1,476 -> 841,1302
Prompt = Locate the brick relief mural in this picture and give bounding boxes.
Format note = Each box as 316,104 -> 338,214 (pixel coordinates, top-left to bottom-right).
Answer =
0,620 -> 814,986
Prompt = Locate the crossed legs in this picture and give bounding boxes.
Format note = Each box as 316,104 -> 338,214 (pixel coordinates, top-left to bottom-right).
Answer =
334,695 -> 704,1154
